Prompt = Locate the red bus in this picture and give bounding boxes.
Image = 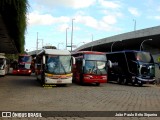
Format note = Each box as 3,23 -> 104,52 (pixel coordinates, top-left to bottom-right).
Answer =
13,54 -> 32,75
72,51 -> 108,86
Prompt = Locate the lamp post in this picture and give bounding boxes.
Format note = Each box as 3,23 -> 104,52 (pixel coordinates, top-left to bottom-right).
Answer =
140,39 -> 152,51
133,19 -> 136,31
38,39 -> 43,49
36,32 -> 43,53
71,18 -> 75,51
91,34 -> 93,42
66,27 -> 69,50
58,43 -> 64,49
75,42 -> 85,48
111,41 -> 121,52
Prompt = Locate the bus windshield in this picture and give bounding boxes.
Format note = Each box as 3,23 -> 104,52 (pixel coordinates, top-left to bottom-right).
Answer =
84,61 -> 107,75
136,52 -> 154,63
84,54 -> 106,61
0,58 -> 4,65
18,56 -> 31,63
84,54 -> 107,75
46,55 -> 71,74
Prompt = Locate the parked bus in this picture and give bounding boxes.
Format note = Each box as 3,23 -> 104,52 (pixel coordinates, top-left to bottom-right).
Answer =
72,51 -> 108,86
13,54 -> 32,75
106,50 -> 155,86
35,48 -> 75,85
0,53 -> 10,76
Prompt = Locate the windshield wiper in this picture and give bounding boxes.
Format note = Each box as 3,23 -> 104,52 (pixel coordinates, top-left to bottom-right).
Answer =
59,61 -> 67,74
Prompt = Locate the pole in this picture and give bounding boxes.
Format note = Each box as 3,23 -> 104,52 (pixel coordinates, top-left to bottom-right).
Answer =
133,19 -> 136,31
140,39 -> 152,51
71,19 -> 75,51
66,28 -> 69,50
36,32 -> 38,54
111,41 -> 121,52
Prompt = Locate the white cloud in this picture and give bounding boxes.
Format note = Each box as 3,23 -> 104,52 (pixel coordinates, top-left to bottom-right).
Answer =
27,11 -> 70,26
57,24 -> 80,32
98,0 -> 121,9
102,15 -> 117,24
35,0 -> 96,9
76,15 -> 98,28
154,16 -> 160,20
74,15 -> 119,31
128,7 -> 141,17
27,11 -> 120,33
57,24 -> 70,32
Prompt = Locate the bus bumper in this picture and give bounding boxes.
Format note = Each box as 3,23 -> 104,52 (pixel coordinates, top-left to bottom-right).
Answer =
136,77 -> 155,84
0,70 -> 5,75
45,77 -> 72,84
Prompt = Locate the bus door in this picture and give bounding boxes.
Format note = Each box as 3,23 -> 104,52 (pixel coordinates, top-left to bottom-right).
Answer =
75,58 -> 83,82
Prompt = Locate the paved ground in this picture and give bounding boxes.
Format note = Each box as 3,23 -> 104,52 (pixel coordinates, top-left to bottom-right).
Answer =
0,75 -> 160,120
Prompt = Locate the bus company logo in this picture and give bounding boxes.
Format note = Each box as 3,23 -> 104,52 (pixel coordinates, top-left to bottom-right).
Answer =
2,112 -> 11,117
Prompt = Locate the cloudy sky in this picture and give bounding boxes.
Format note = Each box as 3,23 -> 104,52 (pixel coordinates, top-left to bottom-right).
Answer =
25,0 -> 160,51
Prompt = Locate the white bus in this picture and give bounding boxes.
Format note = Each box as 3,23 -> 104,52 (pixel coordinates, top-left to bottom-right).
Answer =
35,48 -> 75,86
0,53 -> 10,76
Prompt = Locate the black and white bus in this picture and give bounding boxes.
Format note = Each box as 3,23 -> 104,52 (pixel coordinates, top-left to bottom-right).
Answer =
106,50 -> 155,86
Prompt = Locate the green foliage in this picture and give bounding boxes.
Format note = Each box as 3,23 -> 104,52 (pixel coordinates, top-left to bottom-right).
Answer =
0,0 -> 29,53
5,54 -> 18,60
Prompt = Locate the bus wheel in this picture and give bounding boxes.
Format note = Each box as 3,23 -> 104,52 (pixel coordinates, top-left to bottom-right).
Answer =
96,83 -> 100,86
117,77 -> 122,84
138,83 -> 143,87
123,79 -> 128,85
132,82 -> 135,86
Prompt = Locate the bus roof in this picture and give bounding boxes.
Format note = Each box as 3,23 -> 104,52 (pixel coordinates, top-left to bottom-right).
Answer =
106,50 -> 151,54
0,55 -> 5,58
38,49 -> 71,56
0,53 -> 5,58
72,51 -> 106,55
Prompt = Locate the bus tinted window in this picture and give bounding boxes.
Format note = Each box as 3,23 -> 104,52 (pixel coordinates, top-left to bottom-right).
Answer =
0,58 -> 4,64
136,52 -> 154,63
84,54 -> 106,61
84,61 -> 107,75
19,56 -> 31,62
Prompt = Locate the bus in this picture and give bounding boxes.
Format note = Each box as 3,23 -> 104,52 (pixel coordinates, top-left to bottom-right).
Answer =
72,51 -> 108,86
13,54 -> 32,75
106,50 -> 155,86
0,53 -> 10,76
35,48 -> 75,86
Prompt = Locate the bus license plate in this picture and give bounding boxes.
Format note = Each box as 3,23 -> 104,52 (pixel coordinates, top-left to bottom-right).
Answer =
57,80 -> 62,83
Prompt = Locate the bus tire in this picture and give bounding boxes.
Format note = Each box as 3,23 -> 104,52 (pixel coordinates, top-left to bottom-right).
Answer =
117,77 -> 122,84
123,78 -> 128,85
96,83 -> 100,86
138,83 -> 143,87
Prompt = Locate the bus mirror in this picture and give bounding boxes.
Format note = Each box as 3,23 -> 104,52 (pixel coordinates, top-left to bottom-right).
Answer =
154,62 -> 160,69
157,63 -> 160,70
43,56 -> 45,64
107,60 -> 112,68
72,56 -> 76,65
83,59 -> 85,67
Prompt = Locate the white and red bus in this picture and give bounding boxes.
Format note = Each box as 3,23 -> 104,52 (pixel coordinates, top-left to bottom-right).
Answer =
35,48 -> 75,86
72,51 -> 108,86
13,54 -> 32,75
